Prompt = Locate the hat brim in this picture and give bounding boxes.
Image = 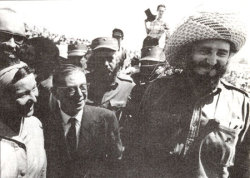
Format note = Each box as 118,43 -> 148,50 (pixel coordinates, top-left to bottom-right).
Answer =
93,45 -> 118,51
140,57 -> 165,62
68,51 -> 87,57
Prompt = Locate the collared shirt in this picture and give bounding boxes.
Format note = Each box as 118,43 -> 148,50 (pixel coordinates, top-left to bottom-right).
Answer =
148,18 -> 169,39
0,116 -> 47,178
59,106 -> 83,147
138,73 -> 250,178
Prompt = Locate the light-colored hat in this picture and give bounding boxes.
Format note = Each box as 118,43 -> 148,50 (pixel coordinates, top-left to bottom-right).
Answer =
0,61 -> 27,96
91,37 -> 119,51
0,8 -> 26,37
165,12 -> 247,67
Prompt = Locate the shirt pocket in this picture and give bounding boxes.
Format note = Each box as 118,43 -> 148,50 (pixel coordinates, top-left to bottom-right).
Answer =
200,125 -> 240,167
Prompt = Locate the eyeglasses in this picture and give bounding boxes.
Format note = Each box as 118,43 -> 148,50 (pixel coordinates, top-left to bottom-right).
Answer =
0,31 -> 26,45
57,84 -> 89,96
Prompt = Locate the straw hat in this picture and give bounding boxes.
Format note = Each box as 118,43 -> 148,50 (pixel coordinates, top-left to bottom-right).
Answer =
165,12 -> 247,67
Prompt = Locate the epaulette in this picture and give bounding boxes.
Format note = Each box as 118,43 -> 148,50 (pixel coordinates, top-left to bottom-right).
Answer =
117,75 -> 133,83
221,80 -> 248,97
0,136 -> 26,151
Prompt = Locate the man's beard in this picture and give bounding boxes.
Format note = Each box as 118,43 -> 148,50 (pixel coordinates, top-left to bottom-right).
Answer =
186,60 -> 228,95
93,65 -> 120,85
0,44 -> 20,68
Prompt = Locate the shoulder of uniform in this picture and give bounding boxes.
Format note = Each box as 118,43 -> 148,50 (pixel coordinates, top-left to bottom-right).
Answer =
117,73 -> 134,83
0,136 -> 26,151
220,79 -> 248,97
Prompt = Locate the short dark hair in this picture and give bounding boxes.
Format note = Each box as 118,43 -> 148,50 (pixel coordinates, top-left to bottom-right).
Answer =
157,4 -> 166,11
53,64 -> 84,87
112,28 -> 124,38
28,37 -> 59,64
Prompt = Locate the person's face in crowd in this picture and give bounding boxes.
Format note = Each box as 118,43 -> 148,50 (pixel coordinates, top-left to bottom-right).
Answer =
157,7 -> 165,18
187,39 -> 231,92
0,10 -> 26,60
55,70 -> 87,116
68,56 -> 85,68
190,39 -> 230,77
3,74 -> 38,117
94,49 -> 119,77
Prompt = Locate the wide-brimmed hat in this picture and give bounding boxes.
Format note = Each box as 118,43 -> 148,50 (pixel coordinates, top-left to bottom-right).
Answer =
140,46 -> 165,63
91,37 -> 118,51
165,11 -> 247,67
68,43 -> 88,57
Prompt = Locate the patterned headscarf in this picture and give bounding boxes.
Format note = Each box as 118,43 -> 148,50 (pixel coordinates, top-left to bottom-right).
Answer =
0,61 -> 27,96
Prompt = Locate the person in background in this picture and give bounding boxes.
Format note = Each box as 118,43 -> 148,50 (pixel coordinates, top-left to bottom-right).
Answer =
137,11 -> 249,178
112,28 -> 124,51
112,28 -> 132,74
143,4 -> 170,48
66,42 -> 88,70
20,37 -> 60,135
0,62 -> 46,178
0,8 -> 27,69
86,37 -> 135,121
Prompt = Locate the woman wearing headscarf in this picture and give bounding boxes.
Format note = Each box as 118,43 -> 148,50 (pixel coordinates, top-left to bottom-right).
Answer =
0,62 -> 46,178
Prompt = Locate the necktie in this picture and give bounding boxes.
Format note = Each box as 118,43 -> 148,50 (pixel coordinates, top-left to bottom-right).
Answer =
67,118 -> 77,158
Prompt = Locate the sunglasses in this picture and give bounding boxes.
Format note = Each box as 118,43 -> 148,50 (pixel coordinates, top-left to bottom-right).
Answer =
57,84 -> 89,96
0,31 -> 26,45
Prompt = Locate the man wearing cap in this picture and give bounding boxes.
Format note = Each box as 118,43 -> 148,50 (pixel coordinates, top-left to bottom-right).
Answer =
137,12 -> 249,178
127,46 -> 166,122
0,8 -> 26,69
112,28 -> 132,74
112,28 -> 124,51
66,42 -> 88,69
86,37 -> 135,121
121,46 -> 167,175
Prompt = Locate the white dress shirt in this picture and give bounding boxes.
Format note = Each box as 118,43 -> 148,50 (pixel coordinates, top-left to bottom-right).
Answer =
59,107 -> 83,147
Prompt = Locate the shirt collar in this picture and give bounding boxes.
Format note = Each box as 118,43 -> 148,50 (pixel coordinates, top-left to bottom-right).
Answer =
57,101 -> 83,125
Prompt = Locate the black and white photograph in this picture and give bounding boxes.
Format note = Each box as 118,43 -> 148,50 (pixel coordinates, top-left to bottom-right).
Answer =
0,0 -> 249,177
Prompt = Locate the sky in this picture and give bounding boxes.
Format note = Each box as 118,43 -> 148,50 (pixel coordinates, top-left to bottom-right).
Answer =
0,0 -> 249,63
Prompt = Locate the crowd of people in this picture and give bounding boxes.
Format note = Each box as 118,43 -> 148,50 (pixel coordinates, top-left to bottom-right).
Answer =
0,5 -> 249,178
24,23 -> 91,46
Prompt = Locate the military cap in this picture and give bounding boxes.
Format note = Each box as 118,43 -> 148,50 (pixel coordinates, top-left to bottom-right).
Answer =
91,37 -> 119,51
68,43 -> 88,57
140,46 -> 165,62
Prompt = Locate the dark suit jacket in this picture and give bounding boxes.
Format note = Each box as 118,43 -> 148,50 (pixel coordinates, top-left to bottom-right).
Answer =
44,104 -> 124,178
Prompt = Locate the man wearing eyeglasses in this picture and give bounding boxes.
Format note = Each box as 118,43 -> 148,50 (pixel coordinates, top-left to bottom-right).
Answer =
45,64 -> 124,178
0,8 -> 26,69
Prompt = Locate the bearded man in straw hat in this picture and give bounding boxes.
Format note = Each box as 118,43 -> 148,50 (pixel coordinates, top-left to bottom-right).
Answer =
136,12 -> 249,178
